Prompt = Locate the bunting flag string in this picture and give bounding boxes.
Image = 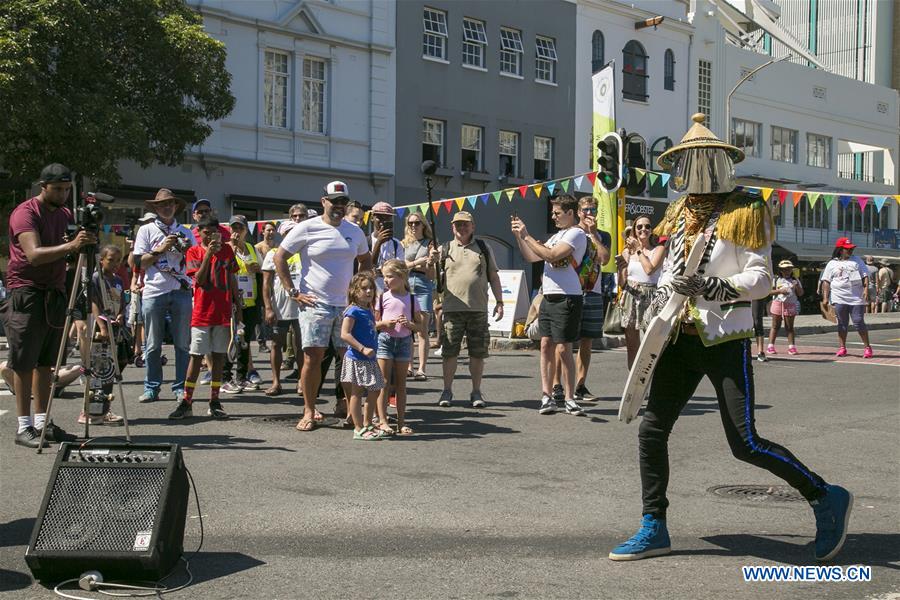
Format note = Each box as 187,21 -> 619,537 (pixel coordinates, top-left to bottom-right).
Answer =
491,191 -> 502,204
561,179 -> 570,193
874,196 -> 886,212
455,198 -> 465,210
776,189 -> 789,205
546,182 -> 556,196
533,184 -> 543,198
586,172 -> 597,187
792,191 -> 804,207
505,189 -> 515,202
574,175 -> 584,190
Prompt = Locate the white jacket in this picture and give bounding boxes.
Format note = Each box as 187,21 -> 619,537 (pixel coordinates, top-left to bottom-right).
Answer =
657,215 -> 773,347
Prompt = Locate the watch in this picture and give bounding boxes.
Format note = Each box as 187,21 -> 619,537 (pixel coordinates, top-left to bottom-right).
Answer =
289,287 -> 300,298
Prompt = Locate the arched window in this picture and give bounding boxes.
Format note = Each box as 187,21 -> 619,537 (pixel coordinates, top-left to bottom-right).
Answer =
664,49 -> 676,90
591,30 -> 605,73
623,40 -> 648,101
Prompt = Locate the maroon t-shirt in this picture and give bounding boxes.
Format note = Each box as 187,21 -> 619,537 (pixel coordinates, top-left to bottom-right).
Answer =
7,197 -> 73,291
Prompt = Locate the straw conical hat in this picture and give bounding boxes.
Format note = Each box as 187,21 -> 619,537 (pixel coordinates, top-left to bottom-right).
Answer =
657,113 -> 744,169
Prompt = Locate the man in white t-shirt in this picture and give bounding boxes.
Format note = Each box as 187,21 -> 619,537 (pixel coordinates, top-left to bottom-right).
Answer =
511,194 -> 588,416
273,181 -> 373,432
133,188 -> 196,403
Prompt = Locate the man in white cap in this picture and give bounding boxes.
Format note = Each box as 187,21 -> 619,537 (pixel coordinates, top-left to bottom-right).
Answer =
274,181 -> 372,432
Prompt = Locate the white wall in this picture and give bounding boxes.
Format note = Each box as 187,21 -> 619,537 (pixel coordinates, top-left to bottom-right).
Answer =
575,0 -> 693,185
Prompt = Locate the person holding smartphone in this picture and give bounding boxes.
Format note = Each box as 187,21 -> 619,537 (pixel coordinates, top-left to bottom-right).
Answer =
370,202 -> 405,292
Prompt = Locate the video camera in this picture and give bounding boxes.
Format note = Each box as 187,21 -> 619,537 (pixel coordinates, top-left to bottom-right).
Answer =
77,192 -> 114,234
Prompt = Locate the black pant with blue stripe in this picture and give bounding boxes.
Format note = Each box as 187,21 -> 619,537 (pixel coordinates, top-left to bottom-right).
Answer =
639,334 -> 827,519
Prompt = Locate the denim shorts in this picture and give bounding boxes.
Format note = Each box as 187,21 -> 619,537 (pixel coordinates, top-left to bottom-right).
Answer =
409,272 -> 434,313
376,332 -> 413,362
297,302 -> 345,350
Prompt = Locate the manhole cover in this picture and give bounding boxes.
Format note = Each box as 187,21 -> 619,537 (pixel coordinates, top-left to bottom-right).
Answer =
708,485 -> 805,504
249,415 -> 345,428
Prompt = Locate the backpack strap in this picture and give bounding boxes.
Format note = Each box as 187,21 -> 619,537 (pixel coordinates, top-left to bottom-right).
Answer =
475,238 -> 496,274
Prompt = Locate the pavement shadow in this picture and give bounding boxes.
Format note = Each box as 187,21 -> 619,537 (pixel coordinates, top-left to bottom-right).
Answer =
695,533 -> 900,569
0,517 -> 35,548
175,551 -> 267,586
392,407 -> 519,441
125,432 -> 297,452
0,569 -> 31,592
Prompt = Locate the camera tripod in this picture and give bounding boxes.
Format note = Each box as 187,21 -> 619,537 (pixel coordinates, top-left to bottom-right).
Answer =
37,244 -> 132,453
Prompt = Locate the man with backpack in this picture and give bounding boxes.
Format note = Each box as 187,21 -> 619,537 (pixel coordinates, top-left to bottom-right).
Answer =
511,194 -> 588,416
432,211 -> 503,408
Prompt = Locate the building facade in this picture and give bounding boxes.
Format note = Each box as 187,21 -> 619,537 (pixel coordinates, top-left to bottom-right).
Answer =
104,0 -> 396,227
394,0 -> 577,272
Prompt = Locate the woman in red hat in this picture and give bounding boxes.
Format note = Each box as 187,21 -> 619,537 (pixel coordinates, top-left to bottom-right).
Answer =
820,238 -> 873,358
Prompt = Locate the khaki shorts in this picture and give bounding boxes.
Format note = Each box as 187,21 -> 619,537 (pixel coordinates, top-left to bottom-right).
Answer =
190,325 -> 230,355
440,311 -> 490,359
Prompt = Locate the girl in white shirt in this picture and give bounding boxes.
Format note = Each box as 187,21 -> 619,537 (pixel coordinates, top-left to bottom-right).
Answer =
767,260 -> 803,355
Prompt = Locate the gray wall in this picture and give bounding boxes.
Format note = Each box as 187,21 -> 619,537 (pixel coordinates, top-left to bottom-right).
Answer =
395,0 -> 576,281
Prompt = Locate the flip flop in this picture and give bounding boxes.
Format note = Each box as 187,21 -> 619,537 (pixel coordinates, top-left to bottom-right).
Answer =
295,417 -> 316,432
264,385 -> 282,397
397,426 -> 414,436
413,371 -> 428,381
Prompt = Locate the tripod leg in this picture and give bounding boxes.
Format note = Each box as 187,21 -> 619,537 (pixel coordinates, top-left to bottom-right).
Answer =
38,254 -> 85,454
110,350 -> 131,441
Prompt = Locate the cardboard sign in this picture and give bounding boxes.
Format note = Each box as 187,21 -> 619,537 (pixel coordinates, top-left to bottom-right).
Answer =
488,270 -> 530,337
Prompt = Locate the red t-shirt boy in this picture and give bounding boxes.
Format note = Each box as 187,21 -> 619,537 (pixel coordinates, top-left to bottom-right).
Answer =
170,218 -> 241,421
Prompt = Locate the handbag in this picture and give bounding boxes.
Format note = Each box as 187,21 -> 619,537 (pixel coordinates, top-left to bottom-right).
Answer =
602,295 -> 625,336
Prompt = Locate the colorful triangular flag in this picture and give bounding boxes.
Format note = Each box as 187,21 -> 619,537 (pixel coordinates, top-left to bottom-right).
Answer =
396,207 -> 406,219
856,196 -> 869,210
823,195 -> 835,210
441,200 -> 453,213
634,168 -> 646,183
431,201 -> 441,214
792,191 -> 804,207
776,189 -> 788,205
760,188 -> 774,201
874,196 -> 887,212
455,197 -> 465,210
363,212 -> 371,225
807,192 -> 820,208
586,172 -> 597,187
478,193 -> 489,205
838,195 -> 852,208
518,185 -> 528,198
546,182 -> 556,196
418,203 -> 429,215
533,184 -> 543,198
574,176 -> 585,190
660,173 -> 671,187
561,179 -> 570,193
505,189 -> 515,202
647,172 -> 659,187
492,191 -> 502,204
467,195 -> 478,209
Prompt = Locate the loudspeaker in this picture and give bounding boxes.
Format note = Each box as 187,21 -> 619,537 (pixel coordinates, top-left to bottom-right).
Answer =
25,443 -> 189,583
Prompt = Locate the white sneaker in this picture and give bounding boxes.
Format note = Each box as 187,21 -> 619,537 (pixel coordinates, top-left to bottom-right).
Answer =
433,346 -> 443,357
564,399 -> 585,416
538,394 -> 556,415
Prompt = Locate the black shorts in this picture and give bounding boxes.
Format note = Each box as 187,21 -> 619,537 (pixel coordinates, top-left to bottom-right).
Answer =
271,319 -> 299,336
1,287 -> 67,371
538,294 -> 583,343
242,304 -> 260,333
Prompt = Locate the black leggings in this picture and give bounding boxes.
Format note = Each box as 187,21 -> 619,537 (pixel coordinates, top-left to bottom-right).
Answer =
639,335 -> 827,519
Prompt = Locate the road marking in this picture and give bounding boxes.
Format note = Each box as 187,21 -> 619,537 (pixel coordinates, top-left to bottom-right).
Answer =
0,410 -> 7,417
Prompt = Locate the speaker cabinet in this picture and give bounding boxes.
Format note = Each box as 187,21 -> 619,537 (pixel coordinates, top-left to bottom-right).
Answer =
25,443 -> 189,582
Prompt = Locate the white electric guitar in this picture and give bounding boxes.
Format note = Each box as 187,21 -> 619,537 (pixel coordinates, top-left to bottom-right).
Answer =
618,234 -> 707,423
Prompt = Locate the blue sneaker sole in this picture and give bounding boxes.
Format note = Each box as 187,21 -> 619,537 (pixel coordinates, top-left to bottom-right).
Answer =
816,490 -> 853,561
608,546 -> 671,561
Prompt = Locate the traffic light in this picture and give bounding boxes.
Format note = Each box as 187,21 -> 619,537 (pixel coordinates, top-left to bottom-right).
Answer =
596,131 -> 623,193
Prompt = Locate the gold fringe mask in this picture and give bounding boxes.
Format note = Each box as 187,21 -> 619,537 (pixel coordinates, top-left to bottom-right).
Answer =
653,192 -> 773,250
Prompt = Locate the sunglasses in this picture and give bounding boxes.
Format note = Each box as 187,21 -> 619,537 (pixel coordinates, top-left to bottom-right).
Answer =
408,221 -> 423,226
635,224 -> 652,230
580,208 -> 597,215
194,208 -> 211,215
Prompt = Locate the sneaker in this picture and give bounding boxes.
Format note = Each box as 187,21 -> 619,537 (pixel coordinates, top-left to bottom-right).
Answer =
138,391 -> 159,403
437,390 -> 453,407
258,343 -> 268,353
835,347 -> 848,357
199,371 -> 212,385
788,345 -> 798,355
160,355 -> 168,366
551,383 -> 564,405
168,400 -> 193,420
609,514 -> 672,561
811,484 -> 853,561
240,378 -> 259,391
564,399 -> 585,416
766,344 -> 776,354
433,346 -> 443,357
100,411 -> 124,426
470,391 -> 486,408
134,355 -> 144,368
574,384 -> 593,402
207,401 -> 227,419
221,381 -> 243,394
538,394 -> 556,415
15,426 -> 49,448
756,352 -> 767,363
39,421 -> 77,443
78,411 -> 102,425
247,370 -> 262,385
863,346 -> 873,359
285,369 -> 299,381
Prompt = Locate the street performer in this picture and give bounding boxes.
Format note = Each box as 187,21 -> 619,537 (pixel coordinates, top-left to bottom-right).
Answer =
609,114 -> 851,562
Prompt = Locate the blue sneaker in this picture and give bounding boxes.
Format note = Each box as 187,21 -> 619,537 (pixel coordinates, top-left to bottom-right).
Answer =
811,484 -> 853,561
609,514 -> 671,561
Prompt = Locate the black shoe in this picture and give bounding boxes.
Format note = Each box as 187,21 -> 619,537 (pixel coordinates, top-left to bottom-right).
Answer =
15,426 -> 49,448
40,421 -> 77,443
574,384 -> 593,402
168,400 -> 193,420
552,384 -> 564,405
285,369 -> 299,381
207,401 -> 227,419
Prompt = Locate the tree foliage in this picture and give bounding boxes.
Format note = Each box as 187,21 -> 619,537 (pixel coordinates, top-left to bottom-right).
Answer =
0,0 -> 235,186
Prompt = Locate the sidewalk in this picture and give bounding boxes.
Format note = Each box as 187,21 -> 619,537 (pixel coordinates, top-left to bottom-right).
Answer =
492,311 -> 900,350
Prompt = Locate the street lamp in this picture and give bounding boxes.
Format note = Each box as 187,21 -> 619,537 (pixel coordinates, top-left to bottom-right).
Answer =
725,55 -> 790,144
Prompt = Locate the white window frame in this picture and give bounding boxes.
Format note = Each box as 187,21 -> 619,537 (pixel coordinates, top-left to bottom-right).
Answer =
731,118 -> 761,158
301,57 -> 326,134
264,49 -> 290,129
423,7 -> 448,61
534,136 -> 553,180
422,118 -> 445,166
461,124 -> 483,172
535,36 -> 557,83
807,133 -> 832,168
462,17 -> 487,69
698,59 -> 712,125
771,126 -> 798,163
499,130 -> 520,178
499,27 -> 523,77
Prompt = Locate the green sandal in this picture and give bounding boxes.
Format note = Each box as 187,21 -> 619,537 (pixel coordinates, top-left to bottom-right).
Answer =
353,426 -> 382,441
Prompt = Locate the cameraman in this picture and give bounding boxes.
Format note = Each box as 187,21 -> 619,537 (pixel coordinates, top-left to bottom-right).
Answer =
2,163 -> 94,448
133,188 -> 195,403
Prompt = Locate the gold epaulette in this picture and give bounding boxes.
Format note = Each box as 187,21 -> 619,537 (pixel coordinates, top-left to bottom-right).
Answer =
652,196 -> 685,239
717,190 -> 774,250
